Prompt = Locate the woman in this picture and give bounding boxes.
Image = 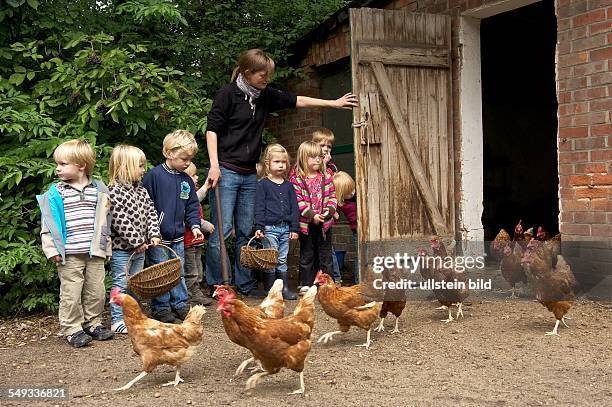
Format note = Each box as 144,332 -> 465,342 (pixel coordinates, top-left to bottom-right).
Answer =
205,49 -> 357,297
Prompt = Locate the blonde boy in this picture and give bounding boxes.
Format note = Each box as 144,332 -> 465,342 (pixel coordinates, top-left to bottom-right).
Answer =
312,128 -> 337,173
142,130 -> 203,323
36,139 -> 114,348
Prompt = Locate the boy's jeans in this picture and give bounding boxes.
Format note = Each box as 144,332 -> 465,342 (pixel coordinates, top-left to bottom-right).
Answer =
205,167 -> 257,294
147,242 -> 188,313
109,250 -> 144,324
263,223 -> 290,275
331,243 -> 341,282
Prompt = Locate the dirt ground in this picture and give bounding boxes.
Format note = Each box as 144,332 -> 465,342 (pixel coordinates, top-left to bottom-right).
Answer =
1,283 -> 611,406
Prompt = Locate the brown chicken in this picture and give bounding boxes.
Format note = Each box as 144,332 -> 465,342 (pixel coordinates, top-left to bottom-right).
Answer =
216,285 -> 317,394
537,226 -> 562,263
428,237 -> 470,323
522,239 -> 577,336
500,242 -> 527,298
314,271 -> 382,349
213,279 -> 285,376
109,287 -> 205,390
490,228 -> 511,261
374,267 -> 407,334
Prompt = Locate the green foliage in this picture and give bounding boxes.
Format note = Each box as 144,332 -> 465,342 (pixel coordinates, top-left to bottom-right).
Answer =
0,0 -> 346,315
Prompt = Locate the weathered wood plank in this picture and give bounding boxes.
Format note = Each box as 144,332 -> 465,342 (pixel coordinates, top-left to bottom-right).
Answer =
357,42 -> 449,68
370,61 -> 448,236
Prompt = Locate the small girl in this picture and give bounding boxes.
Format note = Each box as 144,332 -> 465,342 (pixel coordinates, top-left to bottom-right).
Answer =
108,145 -> 161,334
254,144 -> 299,300
183,163 -> 215,306
332,171 -> 359,285
290,141 -> 337,295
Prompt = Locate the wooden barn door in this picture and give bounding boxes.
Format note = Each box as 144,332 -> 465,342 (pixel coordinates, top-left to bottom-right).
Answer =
350,8 -> 454,298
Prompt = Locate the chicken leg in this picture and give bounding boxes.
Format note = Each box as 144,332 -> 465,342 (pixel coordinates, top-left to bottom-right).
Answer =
288,371 -> 305,395
245,371 -> 269,390
508,287 -> 517,299
374,317 -> 385,332
455,303 -> 464,319
441,307 -> 454,323
114,371 -> 148,391
234,357 -> 255,377
390,317 -> 400,334
317,330 -> 343,344
562,316 -> 571,327
355,329 -> 373,350
545,319 -> 561,336
162,367 -> 184,387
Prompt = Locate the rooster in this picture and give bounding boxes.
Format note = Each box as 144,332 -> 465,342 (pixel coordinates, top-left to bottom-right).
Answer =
216,285 -> 317,394
522,239 -> 576,336
427,237 -> 470,323
314,271 -> 382,349
213,280 -> 285,376
500,242 -> 526,298
109,288 -> 205,390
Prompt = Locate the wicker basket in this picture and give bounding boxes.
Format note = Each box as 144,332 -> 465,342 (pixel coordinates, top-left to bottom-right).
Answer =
127,244 -> 181,299
240,235 -> 278,270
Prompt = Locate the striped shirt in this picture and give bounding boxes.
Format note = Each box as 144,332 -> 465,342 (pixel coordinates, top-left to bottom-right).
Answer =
57,181 -> 97,255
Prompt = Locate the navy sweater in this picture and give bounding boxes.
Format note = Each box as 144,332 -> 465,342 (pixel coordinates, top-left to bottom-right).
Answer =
255,178 -> 299,233
142,163 -> 201,243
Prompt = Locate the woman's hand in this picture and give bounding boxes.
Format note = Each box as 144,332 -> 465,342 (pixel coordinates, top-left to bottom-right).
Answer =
334,92 -> 358,110
135,243 -> 148,253
150,237 -> 161,246
255,229 -> 264,238
207,166 -> 221,188
290,232 -> 299,240
50,255 -> 61,263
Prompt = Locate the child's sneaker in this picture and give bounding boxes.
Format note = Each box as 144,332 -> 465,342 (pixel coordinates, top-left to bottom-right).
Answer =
299,286 -> 310,296
84,325 -> 114,340
66,330 -> 92,348
111,320 -> 128,334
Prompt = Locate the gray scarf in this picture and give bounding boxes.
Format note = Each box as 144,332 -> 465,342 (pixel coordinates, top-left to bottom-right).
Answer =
236,73 -> 261,116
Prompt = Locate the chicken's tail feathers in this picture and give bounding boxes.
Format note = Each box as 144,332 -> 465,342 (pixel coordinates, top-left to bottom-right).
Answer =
184,305 -> 206,324
293,285 -> 318,316
267,279 -> 284,299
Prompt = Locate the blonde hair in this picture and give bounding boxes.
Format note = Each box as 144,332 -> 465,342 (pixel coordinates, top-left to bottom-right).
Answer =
108,144 -> 146,186
231,49 -> 275,81
296,141 -> 323,177
333,171 -> 355,206
312,127 -> 335,145
162,130 -> 198,157
260,144 -> 289,179
184,163 -> 197,177
53,139 -> 96,176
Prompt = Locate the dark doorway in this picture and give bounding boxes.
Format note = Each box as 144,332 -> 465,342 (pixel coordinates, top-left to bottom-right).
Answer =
481,0 -> 559,244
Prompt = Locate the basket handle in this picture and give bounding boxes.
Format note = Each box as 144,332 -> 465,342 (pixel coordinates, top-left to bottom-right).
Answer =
246,234 -> 274,249
125,243 -> 178,280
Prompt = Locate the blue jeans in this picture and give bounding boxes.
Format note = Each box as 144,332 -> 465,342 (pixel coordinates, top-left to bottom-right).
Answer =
264,224 -> 290,275
147,242 -> 188,313
331,244 -> 342,282
109,250 -> 145,324
205,167 -> 257,294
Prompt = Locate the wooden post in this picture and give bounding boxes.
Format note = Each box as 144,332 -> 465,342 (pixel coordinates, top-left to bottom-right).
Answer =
214,187 -> 230,285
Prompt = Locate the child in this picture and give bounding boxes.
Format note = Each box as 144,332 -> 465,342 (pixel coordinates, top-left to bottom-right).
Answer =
254,144 -> 299,300
332,171 -> 359,285
108,145 -> 162,334
312,127 -> 342,284
290,141 -> 337,295
183,163 -> 214,306
142,130 -> 203,323
36,139 -> 114,347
